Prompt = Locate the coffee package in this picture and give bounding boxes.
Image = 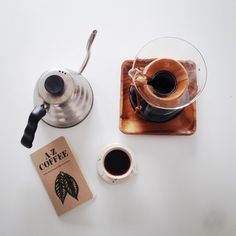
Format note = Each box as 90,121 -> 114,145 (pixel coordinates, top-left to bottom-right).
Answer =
31,136 -> 93,215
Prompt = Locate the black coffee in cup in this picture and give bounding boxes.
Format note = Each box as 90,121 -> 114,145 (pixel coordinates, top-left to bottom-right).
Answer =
104,149 -> 131,176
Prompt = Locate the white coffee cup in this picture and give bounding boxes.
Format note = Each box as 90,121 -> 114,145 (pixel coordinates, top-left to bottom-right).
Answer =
97,143 -> 136,184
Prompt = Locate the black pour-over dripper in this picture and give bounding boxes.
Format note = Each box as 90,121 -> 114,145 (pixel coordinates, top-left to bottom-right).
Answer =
129,86 -> 182,122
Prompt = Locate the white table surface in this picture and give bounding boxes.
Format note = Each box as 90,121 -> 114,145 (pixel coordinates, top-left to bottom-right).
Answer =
0,0 -> 236,235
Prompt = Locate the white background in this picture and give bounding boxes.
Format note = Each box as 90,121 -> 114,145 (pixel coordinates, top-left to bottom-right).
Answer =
0,0 -> 236,235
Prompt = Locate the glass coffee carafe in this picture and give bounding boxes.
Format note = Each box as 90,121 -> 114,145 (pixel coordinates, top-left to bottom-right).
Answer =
128,37 -> 207,122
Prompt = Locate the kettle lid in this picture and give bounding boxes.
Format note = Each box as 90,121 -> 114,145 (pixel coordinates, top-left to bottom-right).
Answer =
37,69 -> 75,105
44,75 -> 65,96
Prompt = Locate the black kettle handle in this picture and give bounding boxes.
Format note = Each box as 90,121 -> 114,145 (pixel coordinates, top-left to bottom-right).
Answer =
21,105 -> 47,148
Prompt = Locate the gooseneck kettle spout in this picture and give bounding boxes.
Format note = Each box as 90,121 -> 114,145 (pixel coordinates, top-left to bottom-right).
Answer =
21,30 -> 97,148
78,30 -> 97,75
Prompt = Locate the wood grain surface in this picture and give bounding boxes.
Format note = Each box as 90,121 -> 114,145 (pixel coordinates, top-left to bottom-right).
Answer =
119,60 -> 196,135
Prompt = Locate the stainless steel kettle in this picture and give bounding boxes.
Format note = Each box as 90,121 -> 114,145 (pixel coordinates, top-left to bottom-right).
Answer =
21,30 -> 97,148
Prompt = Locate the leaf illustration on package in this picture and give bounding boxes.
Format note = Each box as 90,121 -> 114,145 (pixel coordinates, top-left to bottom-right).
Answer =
55,171 -> 79,204
63,172 -> 79,200
55,172 -> 67,204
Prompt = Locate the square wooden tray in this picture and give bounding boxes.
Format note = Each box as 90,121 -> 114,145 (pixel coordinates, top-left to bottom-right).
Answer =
119,60 -> 196,135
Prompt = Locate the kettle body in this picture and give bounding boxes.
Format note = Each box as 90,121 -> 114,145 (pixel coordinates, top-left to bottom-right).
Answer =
34,69 -> 93,128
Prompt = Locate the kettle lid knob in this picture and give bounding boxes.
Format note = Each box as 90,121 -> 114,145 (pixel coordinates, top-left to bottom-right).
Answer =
44,75 -> 64,96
